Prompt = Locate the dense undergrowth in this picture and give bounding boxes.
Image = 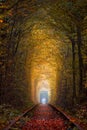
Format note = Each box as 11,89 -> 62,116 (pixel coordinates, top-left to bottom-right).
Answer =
0,104 -> 21,129
0,102 -> 34,130
64,102 -> 87,130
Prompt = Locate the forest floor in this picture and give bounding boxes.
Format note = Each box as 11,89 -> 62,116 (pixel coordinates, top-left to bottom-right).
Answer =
0,103 -> 87,130
0,104 -> 21,130
61,102 -> 87,130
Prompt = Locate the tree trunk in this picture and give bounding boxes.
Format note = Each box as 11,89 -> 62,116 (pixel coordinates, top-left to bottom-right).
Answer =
71,39 -> 76,103
77,26 -> 83,95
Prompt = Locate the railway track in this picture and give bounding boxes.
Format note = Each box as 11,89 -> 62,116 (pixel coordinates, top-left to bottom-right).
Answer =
4,104 -> 83,130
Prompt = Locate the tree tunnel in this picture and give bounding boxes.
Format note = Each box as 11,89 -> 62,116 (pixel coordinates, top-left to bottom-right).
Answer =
0,0 -> 87,110
0,1 -> 87,129
21,7 -> 67,106
24,9 -> 63,104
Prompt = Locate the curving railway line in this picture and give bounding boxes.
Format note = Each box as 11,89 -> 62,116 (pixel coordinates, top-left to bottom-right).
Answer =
4,104 -> 83,130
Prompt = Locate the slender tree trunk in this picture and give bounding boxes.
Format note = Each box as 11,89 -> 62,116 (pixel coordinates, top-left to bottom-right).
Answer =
71,39 -> 76,103
77,26 -> 83,95
3,5 -> 18,104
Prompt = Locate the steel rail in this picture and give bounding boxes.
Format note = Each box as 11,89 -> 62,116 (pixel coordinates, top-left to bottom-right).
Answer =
4,104 -> 38,130
49,104 -> 83,130
4,104 -> 83,130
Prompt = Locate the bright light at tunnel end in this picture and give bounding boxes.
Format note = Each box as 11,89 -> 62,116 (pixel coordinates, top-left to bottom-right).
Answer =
41,98 -> 47,104
36,80 -> 51,103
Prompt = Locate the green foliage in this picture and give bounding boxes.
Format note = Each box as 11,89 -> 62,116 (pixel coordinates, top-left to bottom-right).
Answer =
0,104 -> 21,129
